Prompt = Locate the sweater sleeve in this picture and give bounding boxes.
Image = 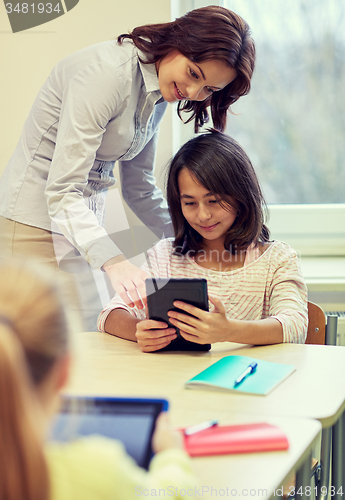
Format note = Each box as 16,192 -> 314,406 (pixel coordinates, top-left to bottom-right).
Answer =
46,436 -> 197,500
268,243 -> 308,343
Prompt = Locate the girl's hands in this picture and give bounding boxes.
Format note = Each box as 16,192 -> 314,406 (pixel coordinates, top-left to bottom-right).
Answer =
167,295 -> 230,344
152,412 -> 184,453
136,319 -> 177,352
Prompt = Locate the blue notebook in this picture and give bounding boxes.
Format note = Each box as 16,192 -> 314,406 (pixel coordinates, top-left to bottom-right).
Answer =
185,355 -> 295,396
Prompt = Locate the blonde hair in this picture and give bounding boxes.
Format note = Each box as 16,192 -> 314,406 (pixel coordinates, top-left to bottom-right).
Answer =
0,260 -> 69,500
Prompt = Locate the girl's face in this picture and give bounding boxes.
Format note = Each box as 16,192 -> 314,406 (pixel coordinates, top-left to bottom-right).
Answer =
178,168 -> 238,246
156,50 -> 237,103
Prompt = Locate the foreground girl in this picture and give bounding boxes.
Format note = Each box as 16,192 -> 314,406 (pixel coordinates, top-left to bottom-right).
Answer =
99,132 -> 308,352
0,261 -> 195,500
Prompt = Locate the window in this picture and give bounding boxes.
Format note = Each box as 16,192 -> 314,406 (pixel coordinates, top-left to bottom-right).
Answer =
173,0 -> 345,257
223,0 -> 345,205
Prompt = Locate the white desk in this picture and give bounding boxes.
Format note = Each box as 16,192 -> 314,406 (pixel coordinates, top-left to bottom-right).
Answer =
67,336 -> 345,428
64,333 -> 345,499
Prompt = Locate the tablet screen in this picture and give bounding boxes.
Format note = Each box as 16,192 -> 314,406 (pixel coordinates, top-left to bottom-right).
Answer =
146,278 -> 211,352
50,397 -> 168,469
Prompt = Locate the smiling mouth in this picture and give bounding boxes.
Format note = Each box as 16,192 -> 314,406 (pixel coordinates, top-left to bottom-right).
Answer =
199,223 -> 219,231
174,83 -> 187,100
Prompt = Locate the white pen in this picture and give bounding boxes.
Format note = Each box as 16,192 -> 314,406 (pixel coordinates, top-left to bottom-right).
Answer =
184,419 -> 218,436
234,361 -> 258,386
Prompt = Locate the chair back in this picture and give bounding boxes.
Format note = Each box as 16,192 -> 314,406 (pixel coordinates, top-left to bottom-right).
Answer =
305,301 -> 326,345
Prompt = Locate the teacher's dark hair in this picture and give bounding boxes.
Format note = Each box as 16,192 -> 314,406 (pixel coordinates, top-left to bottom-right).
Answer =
118,6 -> 255,132
166,130 -> 270,255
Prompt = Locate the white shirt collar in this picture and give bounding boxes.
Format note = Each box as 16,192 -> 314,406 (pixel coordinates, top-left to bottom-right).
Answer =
137,50 -> 161,95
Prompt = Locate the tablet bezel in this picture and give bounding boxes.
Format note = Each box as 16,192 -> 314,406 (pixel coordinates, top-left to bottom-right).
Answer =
145,278 -> 211,352
51,396 -> 169,469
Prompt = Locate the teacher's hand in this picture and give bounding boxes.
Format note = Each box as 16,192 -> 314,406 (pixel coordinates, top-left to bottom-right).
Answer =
103,255 -> 149,310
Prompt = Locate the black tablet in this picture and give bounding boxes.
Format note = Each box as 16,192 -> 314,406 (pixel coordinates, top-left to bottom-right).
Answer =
50,396 -> 168,470
145,278 -> 211,352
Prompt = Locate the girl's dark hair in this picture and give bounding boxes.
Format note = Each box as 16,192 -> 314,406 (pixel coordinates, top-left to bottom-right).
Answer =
166,130 -> 270,255
118,6 -> 255,132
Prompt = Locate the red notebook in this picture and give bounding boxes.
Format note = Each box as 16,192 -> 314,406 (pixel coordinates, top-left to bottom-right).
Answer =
183,422 -> 289,457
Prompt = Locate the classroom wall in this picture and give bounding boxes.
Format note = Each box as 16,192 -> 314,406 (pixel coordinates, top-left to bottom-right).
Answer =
0,0 -> 173,232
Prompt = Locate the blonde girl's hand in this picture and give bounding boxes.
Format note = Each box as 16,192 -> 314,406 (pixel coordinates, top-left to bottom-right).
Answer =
152,412 -> 184,454
167,295 -> 230,344
135,319 -> 177,353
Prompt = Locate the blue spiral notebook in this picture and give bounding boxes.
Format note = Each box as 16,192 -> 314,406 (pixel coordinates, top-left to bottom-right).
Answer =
185,355 -> 295,396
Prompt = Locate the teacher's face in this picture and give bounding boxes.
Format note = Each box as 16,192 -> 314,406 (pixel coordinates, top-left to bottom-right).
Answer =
156,50 -> 237,103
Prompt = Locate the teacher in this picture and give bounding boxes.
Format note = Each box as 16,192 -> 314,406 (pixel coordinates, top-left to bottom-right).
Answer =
0,6 -> 255,327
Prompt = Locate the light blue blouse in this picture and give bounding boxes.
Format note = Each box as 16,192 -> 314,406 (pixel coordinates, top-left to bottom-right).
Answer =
0,40 -> 173,269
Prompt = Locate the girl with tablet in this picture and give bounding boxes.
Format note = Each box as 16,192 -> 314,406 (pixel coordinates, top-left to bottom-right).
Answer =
99,131 -> 308,352
0,261 -> 195,500
0,6 -> 255,330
